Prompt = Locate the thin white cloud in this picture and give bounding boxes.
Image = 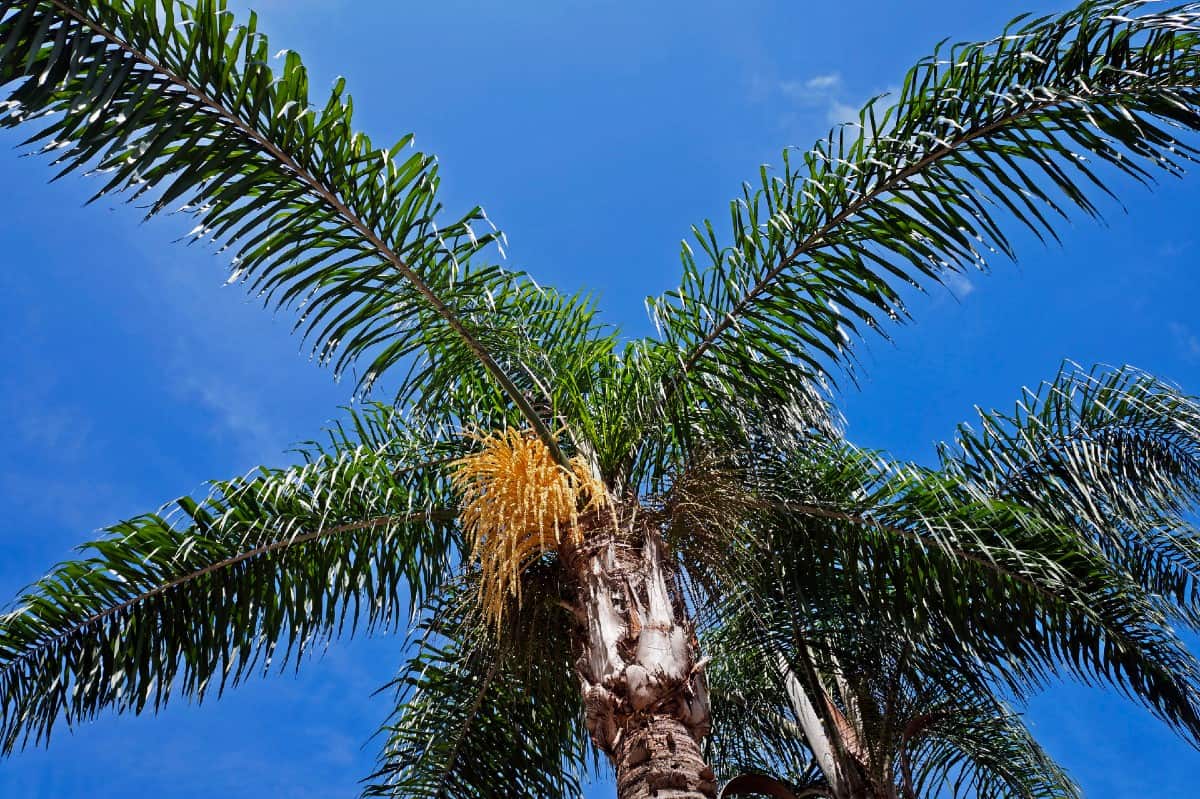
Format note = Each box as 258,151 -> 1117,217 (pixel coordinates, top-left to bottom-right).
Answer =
176,373 -> 286,466
1,375 -> 94,463
778,72 -> 843,105
944,271 -> 976,299
777,80 -> 809,100
804,73 -> 842,91
0,466 -> 143,536
774,72 -> 897,132
1170,321 -> 1200,362
1159,240 -> 1191,258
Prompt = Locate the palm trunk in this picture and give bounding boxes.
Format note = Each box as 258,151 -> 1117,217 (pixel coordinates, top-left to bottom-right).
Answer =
563,512 -> 716,799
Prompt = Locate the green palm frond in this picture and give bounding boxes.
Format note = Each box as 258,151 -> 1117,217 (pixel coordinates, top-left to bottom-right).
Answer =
682,434 -> 1200,741
569,344 -> 661,487
902,692 -> 1079,799
0,0 -> 598,459
633,338 -> 841,492
707,547 -> 1080,799
367,570 -> 590,798
801,452 -> 1200,737
407,283 -> 622,461
647,2 -> 1200,434
0,420 -> 457,754
939,362 -> 1200,625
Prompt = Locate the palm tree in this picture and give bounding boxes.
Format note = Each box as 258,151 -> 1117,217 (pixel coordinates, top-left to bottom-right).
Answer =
4,2 -> 1200,797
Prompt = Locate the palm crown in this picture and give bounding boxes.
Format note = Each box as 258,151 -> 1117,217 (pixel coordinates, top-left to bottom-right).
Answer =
4,1 -> 1200,797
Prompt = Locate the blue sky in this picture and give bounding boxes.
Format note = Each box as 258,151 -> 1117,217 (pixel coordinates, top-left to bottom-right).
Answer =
2,1 -> 1200,796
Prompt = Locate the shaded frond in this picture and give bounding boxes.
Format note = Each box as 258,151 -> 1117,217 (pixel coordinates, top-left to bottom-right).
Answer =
690,437 -> 1200,743
707,541 -> 1080,799
366,573 -> 590,798
807,452 -> 1200,737
705,621 -> 820,787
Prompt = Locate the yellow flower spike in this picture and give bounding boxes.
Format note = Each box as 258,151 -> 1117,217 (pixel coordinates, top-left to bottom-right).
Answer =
451,428 -> 607,630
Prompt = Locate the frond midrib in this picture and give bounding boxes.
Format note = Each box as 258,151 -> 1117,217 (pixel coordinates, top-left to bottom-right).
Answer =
46,0 -> 566,463
0,508 -> 456,681
771,498 -> 1193,692
661,72 -> 1189,403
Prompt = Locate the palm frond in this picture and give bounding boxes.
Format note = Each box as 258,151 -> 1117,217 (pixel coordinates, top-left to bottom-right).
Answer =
0,426 -> 456,754
684,436 -> 1200,743
0,0 -> 594,458
805,454 -> 1200,738
632,337 -> 841,489
647,1 -> 1200,433
940,362 -> 1200,626
405,283 -> 620,465
366,570 -> 590,798
902,693 -> 1079,799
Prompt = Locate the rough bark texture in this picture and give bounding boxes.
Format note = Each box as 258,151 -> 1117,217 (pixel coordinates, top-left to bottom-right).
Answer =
614,712 -> 715,799
563,510 -> 715,799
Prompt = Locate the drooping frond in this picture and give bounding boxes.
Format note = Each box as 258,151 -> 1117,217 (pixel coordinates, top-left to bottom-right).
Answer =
0,0 -> 594,457
703,497 -> 1083,799
705,620 -> 820,789
781,448 -> 1200,738
647,1 -> 1200,433
939,362 -> 1200,626
806,629 -> 1076,799
452,428 -> 607,628
366,574 -> 590,798
677,430 -> 1200,742
0,431 -> 457,754
900,691 -> 1079,799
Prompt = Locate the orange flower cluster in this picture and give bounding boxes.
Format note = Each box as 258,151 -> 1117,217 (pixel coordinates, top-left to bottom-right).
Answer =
452,428 -> 606,628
